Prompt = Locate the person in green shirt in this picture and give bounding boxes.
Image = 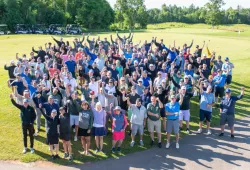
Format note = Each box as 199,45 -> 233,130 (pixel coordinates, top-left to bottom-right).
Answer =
115,60 -> 123,78
147,96 -> 163,148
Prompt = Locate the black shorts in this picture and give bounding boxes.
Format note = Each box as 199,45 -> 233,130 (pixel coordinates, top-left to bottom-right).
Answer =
215,87 -> 224,98
200,109 -> 212,122
226,75 -> 232,85
59,133 -> 71,141
47,134 -> 59,145
78,128 -> 91,137
160,108 -> 166,118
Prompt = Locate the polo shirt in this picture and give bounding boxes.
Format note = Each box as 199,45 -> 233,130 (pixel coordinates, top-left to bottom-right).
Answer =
147,103 -> 161,121
165,102 -> 180,120
220,95 -> 243,115
200,92 -> 215,112
65,60 -> 76,73
213,74 -> 227,87
184,69 -> 194,77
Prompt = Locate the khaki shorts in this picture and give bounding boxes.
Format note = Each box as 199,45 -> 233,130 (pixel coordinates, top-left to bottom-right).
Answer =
148,119 -> 161,133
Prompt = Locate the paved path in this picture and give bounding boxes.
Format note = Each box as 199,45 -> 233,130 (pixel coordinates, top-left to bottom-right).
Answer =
1,116 -> 250,170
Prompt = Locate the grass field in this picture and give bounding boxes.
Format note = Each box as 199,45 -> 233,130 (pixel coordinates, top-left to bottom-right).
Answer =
0,24 -> 250,165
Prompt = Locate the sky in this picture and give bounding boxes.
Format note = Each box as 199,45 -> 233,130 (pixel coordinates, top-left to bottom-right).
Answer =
107,0 -> 250,9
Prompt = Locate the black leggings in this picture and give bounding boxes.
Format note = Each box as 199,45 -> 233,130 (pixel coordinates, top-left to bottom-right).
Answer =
22,124 -> 34,148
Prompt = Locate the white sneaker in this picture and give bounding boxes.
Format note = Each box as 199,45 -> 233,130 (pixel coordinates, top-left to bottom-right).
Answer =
23,148 -> 27,154
166,142 -> 170,149
33,133 -> 38,137
197,128 -> 203,134
30,148 -> 35,154
207,129 -> 212,135
176,143 -> 179,149
73,128 -> 75,133
74,136 -> 78,141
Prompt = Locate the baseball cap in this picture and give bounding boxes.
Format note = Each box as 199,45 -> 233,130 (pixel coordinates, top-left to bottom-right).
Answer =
114,106 -> 121,111
208,75 -> 213,79
16,73 -> 22,77
184,75 -> 189,79
131,85 -> 137,89
170,95 -> 176,99
89,69 -> 94,73
90,91 -> 95,95
90,76 -> 95,79
109,79 -> 114,83
16,61 -> 21,65
138,79 -> 143,82
23,99 -> 29,103
225,57 -> 229,61
10,60 -> 15,64
225,88 -> 231,93
149,64 -> 154,67
181,86 -> 186,90
51,109 -> 57,113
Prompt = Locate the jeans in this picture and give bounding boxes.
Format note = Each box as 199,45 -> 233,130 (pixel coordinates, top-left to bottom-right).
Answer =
35,108 -> 42,130
22,124 -> 34,148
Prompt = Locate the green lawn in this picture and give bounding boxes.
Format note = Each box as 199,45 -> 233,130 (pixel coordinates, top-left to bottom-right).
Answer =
0,26 -> 250,165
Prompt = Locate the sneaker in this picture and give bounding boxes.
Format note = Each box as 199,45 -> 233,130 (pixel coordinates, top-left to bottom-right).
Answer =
197,128 -> 203,134
87,152 -> 92,156
73,128 -> 75,133
117,147 -> 121,152
150,140 -> 154,146
186,128 -> 191,134
130,141 -> 135,147
111,147 -> 116,153
74,136 -> 78,141
166,142 -> 170,149
158,142 -> 162,148
23,148 -> 27,154
69,155 -> 73,162
52,155 -> 55,160
55,154 -> 60,159
95,148 -> 100,153
30,148 -> 35,154
231,134 -> 235,139
64,152 -> 69,158
207,129 -> 212,135
176,143 -> 180,149
219,133 -> 224,137
140,140 -> 144,146
33,133 -> 38,137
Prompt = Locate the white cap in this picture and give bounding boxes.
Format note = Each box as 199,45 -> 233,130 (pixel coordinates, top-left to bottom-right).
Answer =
181,86 -> 186,90
10,60 -> 15,64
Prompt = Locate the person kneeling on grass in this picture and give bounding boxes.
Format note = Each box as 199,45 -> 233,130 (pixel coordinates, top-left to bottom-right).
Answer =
111,105 -> 128,153
91,97 -> 107,154
10,94 -> 36,154
165,92 -> 183,149
39,106 -> 60,160
219,87 -> 244,139
58,106 -> 73,161
78,100 -> 93,156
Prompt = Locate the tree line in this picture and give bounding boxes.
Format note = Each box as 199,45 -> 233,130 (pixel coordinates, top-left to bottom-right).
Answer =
0,0 -> 250,32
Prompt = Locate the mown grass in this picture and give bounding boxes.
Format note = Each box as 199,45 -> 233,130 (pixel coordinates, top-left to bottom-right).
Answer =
0,27 -> 249,165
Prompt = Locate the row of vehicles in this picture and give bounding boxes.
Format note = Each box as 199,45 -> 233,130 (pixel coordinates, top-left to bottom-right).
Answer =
0,24 -> 82,35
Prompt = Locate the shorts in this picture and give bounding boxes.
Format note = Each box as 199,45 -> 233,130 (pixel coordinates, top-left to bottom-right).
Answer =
91,127 -> 106,136
226,75 -> 232,85
148,119 -> 161,133
179,110 -> 190,121
113,131 -> 125,141
70,115 -> 79,126
60,133 -> 71,141
220,113 -> 235,128
47,134 -> 59,145
78,128 -> 91,137
166,119 -> 179,134
160,108 -> 166,118
215,86 -> 224,98
131,124 -> 144,136
200,109 -> 212,122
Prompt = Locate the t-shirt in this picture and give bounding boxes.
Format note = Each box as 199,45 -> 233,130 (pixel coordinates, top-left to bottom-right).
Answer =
165,102 -> 180,120
200,92 -> 215,112
222,63 -> 234,75
65,60 -> 76,73
147,103 -> 161,121
213,74 -> 227,87
176,93 -> 193,110
11,81 -> 25,95
220,95 -> 243,115
127,93 -> 141,104
184,69 -> 194,77
130,104 -> 147,125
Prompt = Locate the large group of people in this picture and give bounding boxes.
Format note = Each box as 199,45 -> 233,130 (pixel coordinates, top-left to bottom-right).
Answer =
5,31 -> 245,162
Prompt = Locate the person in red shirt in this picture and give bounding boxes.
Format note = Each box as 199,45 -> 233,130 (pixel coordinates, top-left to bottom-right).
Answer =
48,63 -> 60,79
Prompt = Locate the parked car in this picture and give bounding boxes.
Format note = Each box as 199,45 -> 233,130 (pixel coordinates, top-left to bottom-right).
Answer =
66,24 -> 82,35
31,24 -> 47,34
49,24 -> 65,35
15,24 -> 32,34
0,24 -> 10,35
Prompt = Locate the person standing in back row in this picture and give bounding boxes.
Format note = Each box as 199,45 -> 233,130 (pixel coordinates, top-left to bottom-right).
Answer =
219,87 -> 244,139
10,94 -> 36,154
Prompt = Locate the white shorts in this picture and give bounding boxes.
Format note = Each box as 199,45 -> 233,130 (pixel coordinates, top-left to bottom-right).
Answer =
179,110 -> 190,121
70,115 -> 79,126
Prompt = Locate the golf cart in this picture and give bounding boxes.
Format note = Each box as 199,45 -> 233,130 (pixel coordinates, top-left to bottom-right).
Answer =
0,24 -> 10,35
31,24 -> 47,34
49,24 -> 65,35
15,24 -> 31,34
66,24 -> 82,35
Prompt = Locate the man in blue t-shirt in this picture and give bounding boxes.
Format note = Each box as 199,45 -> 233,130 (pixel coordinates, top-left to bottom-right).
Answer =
219,88 -> 244,139
213,69 -> 228,104
165,92 -> 183,149
197,84 -> 215,135
65,55 -> 77,78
